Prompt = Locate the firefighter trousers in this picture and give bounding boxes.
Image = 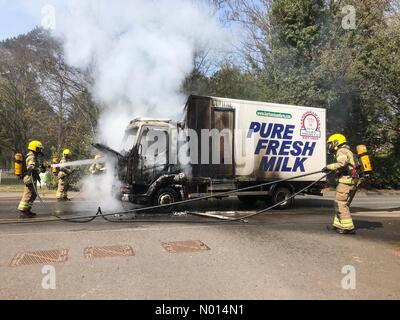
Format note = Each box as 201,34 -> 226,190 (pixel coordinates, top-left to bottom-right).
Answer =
333,183 -> 357,231
56,177 -> 69,200
18,181 -> 37,212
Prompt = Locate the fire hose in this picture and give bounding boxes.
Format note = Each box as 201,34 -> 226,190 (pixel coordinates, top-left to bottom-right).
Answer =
0,170 -> 331,225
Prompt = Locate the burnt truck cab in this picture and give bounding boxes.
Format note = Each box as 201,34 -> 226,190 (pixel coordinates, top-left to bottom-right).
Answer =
118,118 -> 185,206
98,95 -> 327,210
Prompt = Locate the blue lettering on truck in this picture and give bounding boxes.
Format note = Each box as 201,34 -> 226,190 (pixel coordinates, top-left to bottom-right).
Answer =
248,121 -> 316,173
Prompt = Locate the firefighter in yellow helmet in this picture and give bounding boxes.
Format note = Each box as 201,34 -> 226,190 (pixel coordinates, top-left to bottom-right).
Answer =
56,149 -> 73,201
89,154 -> 106,175
322,134 -> 359,235
17,140 -> 46,219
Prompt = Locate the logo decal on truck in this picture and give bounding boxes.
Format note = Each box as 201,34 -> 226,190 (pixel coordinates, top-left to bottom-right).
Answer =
300,111 -> 321,140
256,110 -> 292,120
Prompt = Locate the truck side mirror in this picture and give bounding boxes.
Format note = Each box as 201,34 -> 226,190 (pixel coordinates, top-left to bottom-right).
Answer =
138,144 -> 143,156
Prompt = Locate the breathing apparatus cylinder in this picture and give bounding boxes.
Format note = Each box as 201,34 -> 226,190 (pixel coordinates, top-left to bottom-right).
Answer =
14,153 -> 23,177
51,156 -> 59,176
356,145 -> 373,175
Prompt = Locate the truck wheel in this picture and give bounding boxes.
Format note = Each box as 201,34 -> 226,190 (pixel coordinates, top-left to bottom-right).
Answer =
153,187 -> 181,213
238,196 -> 259,207
270,186 -> 294,210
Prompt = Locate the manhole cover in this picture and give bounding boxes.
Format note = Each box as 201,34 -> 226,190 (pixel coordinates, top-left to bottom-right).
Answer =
84,245 -> 134,259
10,249 -> 69,267
162,240 -> 210,253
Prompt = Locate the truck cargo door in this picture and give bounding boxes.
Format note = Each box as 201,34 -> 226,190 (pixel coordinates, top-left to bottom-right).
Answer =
211,108 -> 235,178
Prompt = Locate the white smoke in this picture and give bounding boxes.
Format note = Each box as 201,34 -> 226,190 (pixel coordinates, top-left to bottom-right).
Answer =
17,0 -> 229,210
53,0 -> 228,149
79,159 -> 123,211
18,0 -> 228,147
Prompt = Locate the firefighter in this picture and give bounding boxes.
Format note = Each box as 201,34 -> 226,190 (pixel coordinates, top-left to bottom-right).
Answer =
17,140 -> 46,219
56,149 -> 72,201
323,133 -> 359,235
89,154 -> 106,175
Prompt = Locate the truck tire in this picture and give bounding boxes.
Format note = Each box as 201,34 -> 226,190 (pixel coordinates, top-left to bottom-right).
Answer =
270,186 -> 294,210
238,196 -> 259,207
153,187 -> 181,213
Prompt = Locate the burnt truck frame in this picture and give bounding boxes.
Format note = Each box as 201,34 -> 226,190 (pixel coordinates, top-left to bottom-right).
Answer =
96,95 -> 327,210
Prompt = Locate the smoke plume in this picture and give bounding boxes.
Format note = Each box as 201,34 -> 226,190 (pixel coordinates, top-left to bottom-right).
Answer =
53,0 -> 227,149
19,0 -> 228,210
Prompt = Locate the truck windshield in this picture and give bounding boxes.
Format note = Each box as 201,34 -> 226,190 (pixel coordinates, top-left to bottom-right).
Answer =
121,128 -> 139,154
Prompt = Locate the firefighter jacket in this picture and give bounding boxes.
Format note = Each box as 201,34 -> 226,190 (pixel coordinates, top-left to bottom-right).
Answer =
327,145 -> 358,185
89,162 -> 106,175
23,151 -> 40,185
58,157 -> 72,179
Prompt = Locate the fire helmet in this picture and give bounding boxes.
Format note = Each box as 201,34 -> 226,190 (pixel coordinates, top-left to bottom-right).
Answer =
327,133 -> 347,152
28,140 -> 44,153
63,149 -> 72,157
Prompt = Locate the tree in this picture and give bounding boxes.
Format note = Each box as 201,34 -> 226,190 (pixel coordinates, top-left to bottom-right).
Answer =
220,0 -> 400,187
0,28 -> 99,169
0,32 -> 50,154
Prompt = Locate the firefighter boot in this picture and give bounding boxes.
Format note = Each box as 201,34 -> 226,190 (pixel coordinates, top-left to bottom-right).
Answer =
28,210 -> 37,217
19,210 -> 35,219
335,227 -> 356,235
326,225 -> 356,235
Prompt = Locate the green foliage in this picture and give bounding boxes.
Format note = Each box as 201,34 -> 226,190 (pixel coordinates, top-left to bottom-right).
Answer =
188,0 -> 400,189
371,153 -> 400,189
0,173 -> 24,192
270,0 -> 328,61
42,172 -> 58,190
184,65 -> 270,101
67,167 -> 87,192
207,66 -> 269,100
253,0 -> 399,188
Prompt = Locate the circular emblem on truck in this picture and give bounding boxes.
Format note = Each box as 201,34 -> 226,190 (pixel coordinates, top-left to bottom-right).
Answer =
300,111 -> 321,139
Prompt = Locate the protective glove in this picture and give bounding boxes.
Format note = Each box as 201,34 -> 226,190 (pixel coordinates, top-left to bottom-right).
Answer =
321,167 -> 331,173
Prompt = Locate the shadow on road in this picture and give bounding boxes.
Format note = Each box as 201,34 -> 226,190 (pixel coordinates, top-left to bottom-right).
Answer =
352,206 -> 400,213
354,220 -> 384,230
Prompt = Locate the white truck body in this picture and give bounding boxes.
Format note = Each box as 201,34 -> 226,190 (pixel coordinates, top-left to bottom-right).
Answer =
207,97 -> 327,181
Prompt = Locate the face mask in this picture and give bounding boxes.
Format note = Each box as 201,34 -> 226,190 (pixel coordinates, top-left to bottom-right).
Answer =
327,142 -> 334,155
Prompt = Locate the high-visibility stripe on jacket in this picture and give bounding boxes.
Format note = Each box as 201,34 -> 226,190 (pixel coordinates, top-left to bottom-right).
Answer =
327,145 -> 358,185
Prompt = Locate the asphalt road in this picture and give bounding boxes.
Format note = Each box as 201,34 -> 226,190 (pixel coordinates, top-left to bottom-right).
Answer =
0,191 -> 399,300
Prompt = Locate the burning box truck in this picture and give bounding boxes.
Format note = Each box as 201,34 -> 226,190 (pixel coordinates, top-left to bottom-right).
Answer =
95,95 -> 327,210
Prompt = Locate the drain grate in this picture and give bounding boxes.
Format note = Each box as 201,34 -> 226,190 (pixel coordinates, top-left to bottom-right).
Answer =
84,245 -> 134,259
10,249 -> 69,267
162,240 -> 210,253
